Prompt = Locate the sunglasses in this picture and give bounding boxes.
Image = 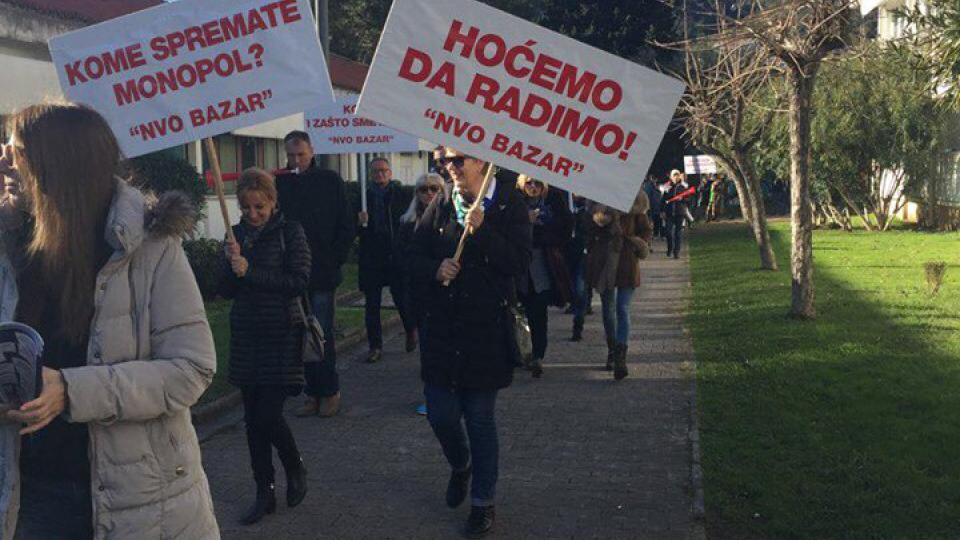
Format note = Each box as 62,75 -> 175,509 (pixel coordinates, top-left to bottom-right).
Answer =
439,155 -> 473,168
417,185 -> 441,194
525,181 -> 544,189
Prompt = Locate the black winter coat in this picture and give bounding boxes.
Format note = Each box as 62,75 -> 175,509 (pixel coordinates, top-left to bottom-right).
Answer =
358,180 -> 411,291
219,213 -> 311,389
661,181 -> 691,219
276,160 -> 355,292
408,180 -> 532,391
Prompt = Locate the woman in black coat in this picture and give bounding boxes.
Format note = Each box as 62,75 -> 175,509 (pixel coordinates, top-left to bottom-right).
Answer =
220,168 -> 311,526
515,175 -> 573,378
408,149 -> 532,538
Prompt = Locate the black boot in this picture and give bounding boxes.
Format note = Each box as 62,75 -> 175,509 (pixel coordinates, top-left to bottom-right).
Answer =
240,483 -> 276,525
571,321 -> 583,342
614,344 -> 629,381
286,459 -> 308,508
466,505 -> 496,538
446,466 -> 472,508
530,357 -> 544,378
605,338 -> 616,371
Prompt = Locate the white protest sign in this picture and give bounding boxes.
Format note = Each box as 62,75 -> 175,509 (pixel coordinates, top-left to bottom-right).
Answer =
357,0 -> 684,212
49,0 -> 334,158
305,95 -> 421,154
684,155 -> 717,175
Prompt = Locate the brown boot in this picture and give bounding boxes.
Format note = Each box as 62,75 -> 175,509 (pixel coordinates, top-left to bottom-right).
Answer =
614,344 -> 629,381
317,392 -> 341,418
405,329 -> 419,353
294,397 -> 319,417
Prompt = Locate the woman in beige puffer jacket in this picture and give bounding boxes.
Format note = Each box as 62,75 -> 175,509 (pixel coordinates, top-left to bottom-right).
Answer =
0,103 -> 218,540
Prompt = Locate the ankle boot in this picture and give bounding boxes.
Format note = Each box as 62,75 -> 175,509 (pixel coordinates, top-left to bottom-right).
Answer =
286,459 -> 308,508
466,505 -> 496,538
240,483 -> 276,525
530,357 -> 543,378
605,338 -> 616,371
614,344 -> 629,381
571,321 -> 583,342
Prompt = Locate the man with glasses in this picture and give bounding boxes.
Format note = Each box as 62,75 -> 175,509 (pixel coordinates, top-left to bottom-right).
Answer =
357,157 -> 418,363
409,148 -> 531,538
276,131 -> 356,418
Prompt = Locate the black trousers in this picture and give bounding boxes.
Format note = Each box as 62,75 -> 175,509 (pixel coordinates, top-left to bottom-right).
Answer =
241,385 -> 301,486
520,289 -> 551,360
364,280 -> 416,350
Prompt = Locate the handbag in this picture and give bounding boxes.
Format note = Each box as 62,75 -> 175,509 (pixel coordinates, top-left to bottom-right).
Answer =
295,295 -> 326,364
279,230 -> 325,364
503,303 -> 533,368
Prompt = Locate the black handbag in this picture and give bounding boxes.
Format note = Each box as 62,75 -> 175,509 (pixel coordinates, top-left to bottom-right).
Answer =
279,229 -> 325,364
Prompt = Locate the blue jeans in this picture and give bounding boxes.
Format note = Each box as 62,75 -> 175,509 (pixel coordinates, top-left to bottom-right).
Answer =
423,384 -> 499,507
600,287 -> 635,345
572,265 -> 592,326
15,475 -> 92,539
305,290 -> 338,398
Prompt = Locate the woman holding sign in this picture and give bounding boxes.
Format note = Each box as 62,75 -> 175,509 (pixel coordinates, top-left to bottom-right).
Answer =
408,149 -> 531,538
0,103 -> 217,539
220,168 -> 310,525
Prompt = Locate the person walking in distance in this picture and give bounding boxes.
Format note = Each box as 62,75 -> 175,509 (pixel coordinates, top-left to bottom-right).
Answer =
0,103 -> 218,539
220,169 -> 310,525
398,172 -> 447,415
276,131 -> 355,418
584,191 -> 653,380
408,148 -> 531,538
661,169 -> 690,259
515,176 -> 573,378
357,157 -> 418,363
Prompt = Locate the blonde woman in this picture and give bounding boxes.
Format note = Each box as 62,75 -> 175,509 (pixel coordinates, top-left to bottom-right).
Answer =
220,168 -> 311,525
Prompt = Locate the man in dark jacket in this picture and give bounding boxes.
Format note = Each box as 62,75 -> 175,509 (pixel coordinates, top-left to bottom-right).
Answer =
660,169 -> 691,259
408,148 -> 531,538
276,131 -> 356,418
357,157 -> 417,363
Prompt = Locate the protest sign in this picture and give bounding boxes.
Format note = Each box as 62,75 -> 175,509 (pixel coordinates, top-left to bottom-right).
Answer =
48,0 -> 334,158
305,95 -> 421,154
357,0 -> 684,212
684,155 -> 718,175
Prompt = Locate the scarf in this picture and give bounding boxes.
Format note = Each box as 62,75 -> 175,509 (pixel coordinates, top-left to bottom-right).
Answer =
453,187 -> 494,226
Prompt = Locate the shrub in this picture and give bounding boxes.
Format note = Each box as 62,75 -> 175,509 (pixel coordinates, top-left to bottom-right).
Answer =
184,238 -> 224,300
124,152 -> 207,216
924,261 -> 948,295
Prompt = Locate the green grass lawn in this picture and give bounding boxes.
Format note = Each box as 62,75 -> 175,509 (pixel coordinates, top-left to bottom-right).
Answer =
689,221 -> 960,539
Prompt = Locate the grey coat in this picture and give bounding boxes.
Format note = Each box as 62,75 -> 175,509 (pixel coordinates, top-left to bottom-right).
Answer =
0,181 -> 219,539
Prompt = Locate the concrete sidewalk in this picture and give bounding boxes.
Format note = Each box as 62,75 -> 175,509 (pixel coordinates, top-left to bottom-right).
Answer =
200,247 -> 703,539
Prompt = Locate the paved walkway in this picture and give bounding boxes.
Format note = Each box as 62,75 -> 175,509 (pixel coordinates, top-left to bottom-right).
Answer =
200,246 -> 702,539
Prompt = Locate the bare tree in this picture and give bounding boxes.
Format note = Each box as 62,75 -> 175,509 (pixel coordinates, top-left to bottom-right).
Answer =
664,0 -> 780,271
726,0 -> 856,319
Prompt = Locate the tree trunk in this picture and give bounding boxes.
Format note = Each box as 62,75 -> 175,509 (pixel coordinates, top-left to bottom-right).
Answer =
788,66 -> 816,319
733,149 -> 778,271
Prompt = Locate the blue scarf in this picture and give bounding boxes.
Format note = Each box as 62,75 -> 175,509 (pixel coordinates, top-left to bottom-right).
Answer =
452,187 -> 494,226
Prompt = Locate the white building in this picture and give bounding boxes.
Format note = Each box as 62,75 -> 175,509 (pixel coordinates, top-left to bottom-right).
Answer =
862,0 -> 960,224
0,0 -> 433,240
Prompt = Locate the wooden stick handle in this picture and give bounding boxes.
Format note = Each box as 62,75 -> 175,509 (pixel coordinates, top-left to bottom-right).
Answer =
204,138 -> 236,245
443,164 -> 497,287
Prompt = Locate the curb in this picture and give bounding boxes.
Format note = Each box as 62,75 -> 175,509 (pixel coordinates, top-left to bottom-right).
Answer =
192,312 -> 403,435
680,251 -> 708,539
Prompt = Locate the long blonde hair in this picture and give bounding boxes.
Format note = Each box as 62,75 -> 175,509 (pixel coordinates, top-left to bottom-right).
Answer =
9,103 -> 119,344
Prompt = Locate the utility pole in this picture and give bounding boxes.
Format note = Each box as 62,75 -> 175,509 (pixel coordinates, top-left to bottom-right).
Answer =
314,0 -> 333,169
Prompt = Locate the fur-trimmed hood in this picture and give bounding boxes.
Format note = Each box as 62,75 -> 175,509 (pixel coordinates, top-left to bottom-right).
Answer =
106,179 -> 197,255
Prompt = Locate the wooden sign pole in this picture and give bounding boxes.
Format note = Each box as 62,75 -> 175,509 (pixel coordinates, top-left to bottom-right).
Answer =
443,164 -> 497,286
204,138 -> 236,245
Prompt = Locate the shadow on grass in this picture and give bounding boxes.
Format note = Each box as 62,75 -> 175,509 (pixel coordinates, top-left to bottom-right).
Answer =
689,222 -> 960,539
